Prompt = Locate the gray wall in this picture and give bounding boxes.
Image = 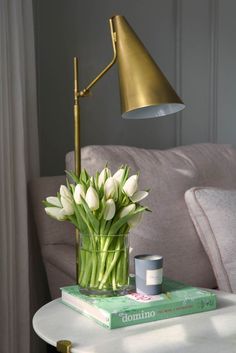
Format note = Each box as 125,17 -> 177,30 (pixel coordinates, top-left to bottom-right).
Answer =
34,0 -> 236,176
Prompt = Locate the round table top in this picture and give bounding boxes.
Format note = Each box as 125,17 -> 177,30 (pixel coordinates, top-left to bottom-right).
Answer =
33,290 -> 236,353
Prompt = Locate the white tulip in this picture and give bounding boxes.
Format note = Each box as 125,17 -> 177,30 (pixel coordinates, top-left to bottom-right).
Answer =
60,185 -> 72,200
59,185 -> 74,215
60,196 -> 74,215
123,175 -> 138,197
130,191 -> 149,203
113,168 -> 125,184
46,196 -> 61,207
74,184 -> 86,204
45,207 -> 67,221
103,199 -> 116,220
98,167 -> 111,188
85,186 -> 99,211
119,204 -> 136,218
104,177 -> 118,199
128,212 -> 142,228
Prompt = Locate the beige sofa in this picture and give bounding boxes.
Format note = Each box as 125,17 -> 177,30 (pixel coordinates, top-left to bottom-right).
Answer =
30,143 -> 236,299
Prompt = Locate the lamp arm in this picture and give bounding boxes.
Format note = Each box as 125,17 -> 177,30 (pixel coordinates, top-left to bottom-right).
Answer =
79,18 -> 117,97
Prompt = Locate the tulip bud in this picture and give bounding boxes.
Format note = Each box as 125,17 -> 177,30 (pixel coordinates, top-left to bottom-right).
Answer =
74,184 -> 86,204
98,167 -> 111,188
46,196 -> 61,208
119,204 -> 136,218
113,168 -> 125,184
59,185 -> 74,215
104,177 -> 118,199
103,199 -> 116,221
45,207 -> 67,221
60,185 -> 72,200
85,186 -> 99,211
123,175 -> 138,197
128,212 -> 142,228
60,196 -> 74,215
130,191 -> 149,203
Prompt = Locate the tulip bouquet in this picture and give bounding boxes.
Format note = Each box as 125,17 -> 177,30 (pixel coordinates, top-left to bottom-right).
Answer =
43,165 -> 149,294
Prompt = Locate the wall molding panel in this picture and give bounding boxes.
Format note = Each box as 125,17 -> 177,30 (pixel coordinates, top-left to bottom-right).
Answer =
176,0 -> 235,147
217,0 -> 236,145
178,0 -> 213,145
175,0 -> 183,146
208,0 -> 219,143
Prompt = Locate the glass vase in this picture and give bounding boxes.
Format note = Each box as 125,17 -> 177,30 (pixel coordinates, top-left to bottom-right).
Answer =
77,233 -> 130,296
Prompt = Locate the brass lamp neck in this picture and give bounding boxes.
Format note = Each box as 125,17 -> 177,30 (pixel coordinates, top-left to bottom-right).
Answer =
78,18 -> 117,98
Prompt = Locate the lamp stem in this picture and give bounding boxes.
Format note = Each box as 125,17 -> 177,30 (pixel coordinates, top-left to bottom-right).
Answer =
74,57 -> 81,176
73,57 -> 80,284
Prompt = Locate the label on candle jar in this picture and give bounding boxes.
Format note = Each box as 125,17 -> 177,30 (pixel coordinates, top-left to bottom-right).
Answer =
146,268 -> 163,285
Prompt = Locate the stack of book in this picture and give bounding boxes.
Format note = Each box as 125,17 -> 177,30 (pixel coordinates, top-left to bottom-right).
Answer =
61,277 -> 217,329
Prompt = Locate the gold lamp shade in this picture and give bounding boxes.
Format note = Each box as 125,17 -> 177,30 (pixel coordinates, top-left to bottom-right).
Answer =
111,15 -> 185,119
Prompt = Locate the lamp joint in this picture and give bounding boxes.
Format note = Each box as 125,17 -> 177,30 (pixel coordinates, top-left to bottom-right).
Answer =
79,89 -> 91,97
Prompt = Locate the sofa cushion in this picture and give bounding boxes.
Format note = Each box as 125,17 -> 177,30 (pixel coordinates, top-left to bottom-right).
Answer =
43,244 -> 76,279
65,143 -> 236,288
185,187 -> 236,293
45,261 -> 75,299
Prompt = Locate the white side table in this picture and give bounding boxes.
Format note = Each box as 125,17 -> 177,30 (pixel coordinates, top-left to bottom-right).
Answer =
33,291 -> 236,353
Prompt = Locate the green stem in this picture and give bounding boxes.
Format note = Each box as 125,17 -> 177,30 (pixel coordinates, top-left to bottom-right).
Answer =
79,236 -> 93,287
99,237 -> 122,289
122,248 -> 128,285
80,255 -> 92,287
79,249 -> 85,283
89,236 -> 98,287
98,236 -> 113,282
116,256 -> 122,285
112,267 -> 117,290
90,251 -> 97,287
79,233 -> 129,291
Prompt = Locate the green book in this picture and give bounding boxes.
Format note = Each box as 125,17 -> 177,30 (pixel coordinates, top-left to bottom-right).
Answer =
61,278 -> 217,329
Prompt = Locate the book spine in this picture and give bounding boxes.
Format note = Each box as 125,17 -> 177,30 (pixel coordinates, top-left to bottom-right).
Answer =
110,294 -> 216,329
61,297 -> 111,329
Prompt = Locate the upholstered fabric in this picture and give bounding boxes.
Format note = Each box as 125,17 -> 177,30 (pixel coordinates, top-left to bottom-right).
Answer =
42,244 -> 75,298
45,261 -> 74,299
43,244 -> 76,279
185,187 -> 236,293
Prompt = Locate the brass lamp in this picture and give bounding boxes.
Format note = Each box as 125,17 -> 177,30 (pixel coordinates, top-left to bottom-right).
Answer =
73,15 -> 185,281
